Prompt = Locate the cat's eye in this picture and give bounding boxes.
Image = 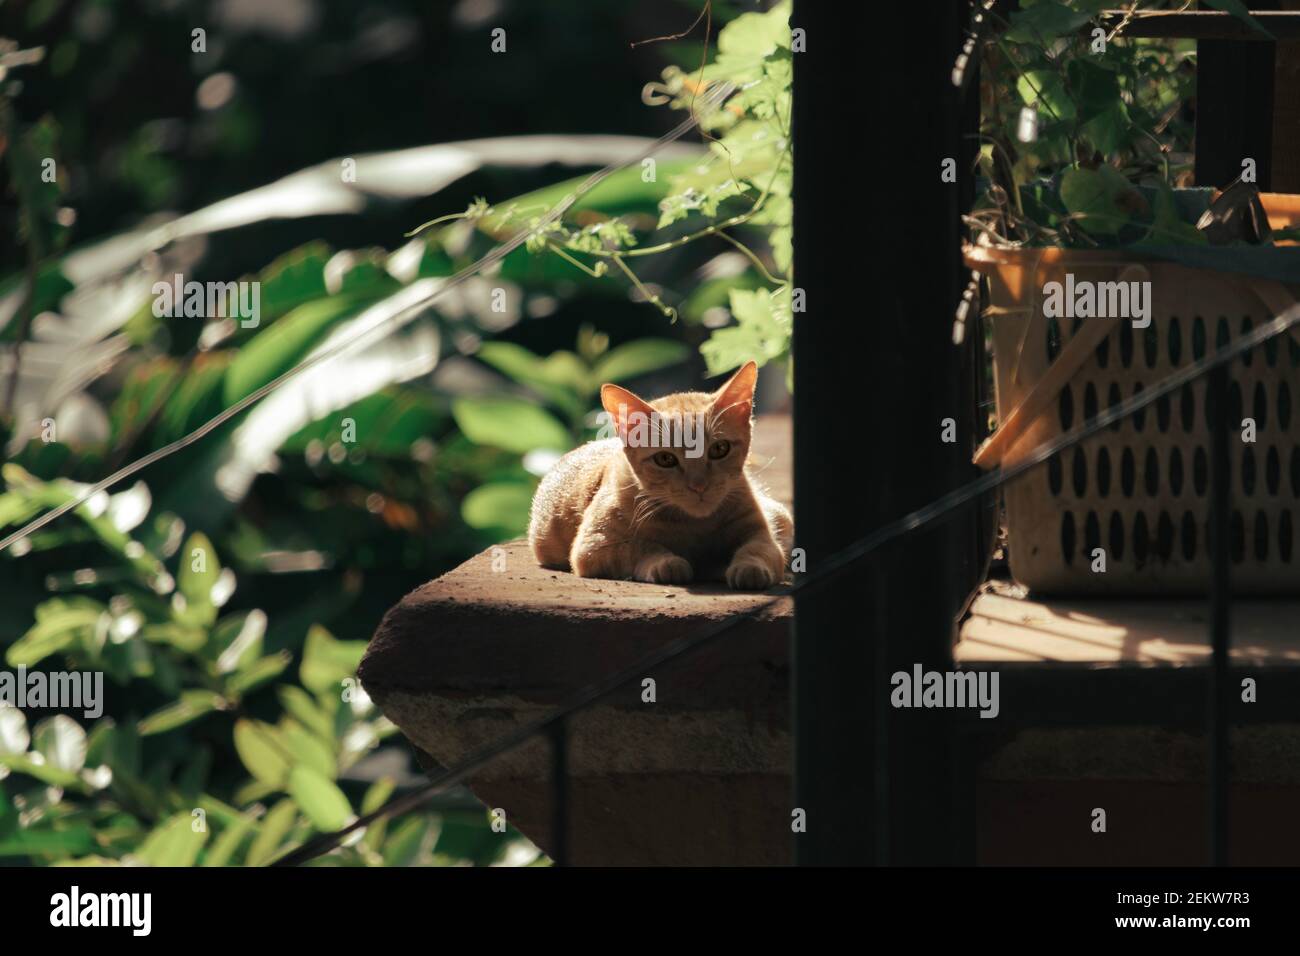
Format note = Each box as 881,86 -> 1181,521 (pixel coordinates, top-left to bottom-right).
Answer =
707,440 -> 731,460
652,451 -> 679,468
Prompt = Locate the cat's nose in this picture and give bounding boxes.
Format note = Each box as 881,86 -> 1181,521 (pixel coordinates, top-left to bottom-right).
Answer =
686,479 -> 708,495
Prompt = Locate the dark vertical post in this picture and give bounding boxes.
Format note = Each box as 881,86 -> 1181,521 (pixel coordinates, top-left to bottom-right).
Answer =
1194,5 -> 1278,190
1207,365 -> 1231,866
549,719 -> 569,867
790,0 -> 875,863
1271,2 -> 1300,191
792,0 -> 977,864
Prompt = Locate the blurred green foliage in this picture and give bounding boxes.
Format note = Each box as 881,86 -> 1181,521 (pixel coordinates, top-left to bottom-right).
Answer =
974,0 -> 1206,247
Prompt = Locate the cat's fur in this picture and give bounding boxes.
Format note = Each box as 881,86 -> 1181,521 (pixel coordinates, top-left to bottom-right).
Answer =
528,361 -> 792,589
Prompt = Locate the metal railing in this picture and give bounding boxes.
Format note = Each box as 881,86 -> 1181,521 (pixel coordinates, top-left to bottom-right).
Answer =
273,295 -> 1300,867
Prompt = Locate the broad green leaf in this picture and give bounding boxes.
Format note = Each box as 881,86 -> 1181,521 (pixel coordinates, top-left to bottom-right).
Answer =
280,721 -> 336,779
451,397 -> 570,454
85,720 -> 140,777
141,622 -> 207,653
361,778 -> 396,852
177,531 -> 220,627
1144,180 -> 1208,246
383,816 -> 428,867
299,625 -> 366,697
232,719 -> 291,789
461,481 -> 535,534
204,812 -> 258,867
135,813 -> 207,867
280,389 -> 444,458
1060,165 -> 1139,236
253,242 -> 331,320
233,778 -> 277,807
1016,71 -> 1075,122
433,814 -> 497,865
590,339 -> 690,388
0,753 -> 79,787
7,602 -> 102,667
474,342 -> 587,417
710,0 -> 792,83
108,357 -> 183,447
0,490 -> 41,529
277,686 -> 333,741
478,342 -> 588,392
1081,101 -> 1130,157
288,765 -> 353,831
0,825 -> 94,858
220,295 -> 368,406
225,651 -> 292,697
138,690 -> 223,736
156,352 -> 233,441
680,274 -> 766,325
700,286 -> 791,375
770,224 -> 792,274
192,794 -> 245,830
1066,60 -> 1120,122
246,799 -> 298,867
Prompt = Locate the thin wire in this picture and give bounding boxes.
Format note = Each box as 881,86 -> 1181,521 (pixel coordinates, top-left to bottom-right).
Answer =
0,81 -> 737,556
273,299 -> 1300,866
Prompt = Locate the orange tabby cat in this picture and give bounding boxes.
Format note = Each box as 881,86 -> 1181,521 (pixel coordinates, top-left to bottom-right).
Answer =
528,361 -> 792,589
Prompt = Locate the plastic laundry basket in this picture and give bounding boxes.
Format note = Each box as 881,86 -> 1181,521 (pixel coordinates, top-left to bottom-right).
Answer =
965,200 -> 1300,595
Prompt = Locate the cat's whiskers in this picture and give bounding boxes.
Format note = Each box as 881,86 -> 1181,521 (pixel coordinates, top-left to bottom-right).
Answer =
631,494 -> 659,525
630,493 -> 653,526
630,493 -> 671,536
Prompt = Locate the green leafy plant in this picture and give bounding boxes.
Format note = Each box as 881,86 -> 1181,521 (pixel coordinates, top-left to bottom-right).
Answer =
414,0 -> 795,380
970,0 -> 1276,249
0,465 -> 541,865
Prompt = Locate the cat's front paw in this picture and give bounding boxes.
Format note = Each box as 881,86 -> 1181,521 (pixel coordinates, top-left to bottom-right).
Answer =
725,552 -> 781,590
634,553 -> 693,584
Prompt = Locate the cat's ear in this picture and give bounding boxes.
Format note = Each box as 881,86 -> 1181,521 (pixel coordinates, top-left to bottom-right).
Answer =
601,383 -> 656,440
710,360 -> 758,430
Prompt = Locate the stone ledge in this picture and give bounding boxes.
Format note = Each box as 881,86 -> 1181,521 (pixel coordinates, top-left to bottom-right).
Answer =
360,539 -> 791,711
360,414 -> 792,713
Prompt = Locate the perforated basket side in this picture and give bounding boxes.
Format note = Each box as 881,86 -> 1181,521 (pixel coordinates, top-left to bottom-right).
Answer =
979,254 -> 1300,596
